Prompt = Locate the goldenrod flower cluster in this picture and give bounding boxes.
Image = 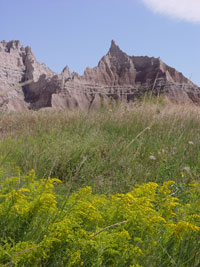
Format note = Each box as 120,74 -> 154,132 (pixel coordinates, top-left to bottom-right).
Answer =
0,169 -> 199,266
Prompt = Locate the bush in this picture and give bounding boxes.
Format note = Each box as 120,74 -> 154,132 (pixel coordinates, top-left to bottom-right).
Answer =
0,169 -> 199,266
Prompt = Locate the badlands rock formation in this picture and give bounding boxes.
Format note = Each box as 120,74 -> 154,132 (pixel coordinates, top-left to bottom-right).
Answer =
0,40 -> 199,111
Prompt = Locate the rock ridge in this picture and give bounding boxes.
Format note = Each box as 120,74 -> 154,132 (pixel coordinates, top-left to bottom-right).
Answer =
0,40 -> 199,111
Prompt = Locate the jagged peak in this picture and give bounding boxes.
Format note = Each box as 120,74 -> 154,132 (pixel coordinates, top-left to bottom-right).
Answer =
108,40 -> 125,57
110,40 -> 118,48
0,40 -> 22,52
61,65 -> 72,78
62,65 -> 70,73
0,40 -> 20,46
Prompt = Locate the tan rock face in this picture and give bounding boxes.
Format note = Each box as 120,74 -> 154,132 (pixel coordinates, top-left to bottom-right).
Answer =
0,39 -> 200,111
81,40 -> 137,86
0,41 -> 26,110
0,40 -> 55,110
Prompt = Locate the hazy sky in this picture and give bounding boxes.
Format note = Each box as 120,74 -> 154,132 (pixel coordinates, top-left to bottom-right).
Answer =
0,0 -> 199,85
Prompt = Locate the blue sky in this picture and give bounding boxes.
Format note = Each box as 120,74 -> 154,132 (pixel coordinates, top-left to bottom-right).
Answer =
0,0 -> 199,85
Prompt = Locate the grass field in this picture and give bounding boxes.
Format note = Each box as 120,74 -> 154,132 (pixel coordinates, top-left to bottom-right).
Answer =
0,99 -> 200,266
0,99 -> 200,193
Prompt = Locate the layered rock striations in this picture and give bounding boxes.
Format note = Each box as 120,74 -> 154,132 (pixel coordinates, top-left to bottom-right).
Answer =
0,40 -> 56,110
0,40 -> 27,110
0,40 -> 199,111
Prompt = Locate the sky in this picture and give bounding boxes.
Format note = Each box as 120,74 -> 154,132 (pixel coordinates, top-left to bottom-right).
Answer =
0,0 -> 199,85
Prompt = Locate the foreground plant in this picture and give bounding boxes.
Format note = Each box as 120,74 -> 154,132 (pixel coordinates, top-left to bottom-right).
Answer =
0,169 -> 199,266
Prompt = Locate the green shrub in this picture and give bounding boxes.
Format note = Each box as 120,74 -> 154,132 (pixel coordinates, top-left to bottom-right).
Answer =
0,169 -> 199,266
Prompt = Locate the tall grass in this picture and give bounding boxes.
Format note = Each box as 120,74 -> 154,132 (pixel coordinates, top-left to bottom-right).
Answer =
0,99 -> 199,194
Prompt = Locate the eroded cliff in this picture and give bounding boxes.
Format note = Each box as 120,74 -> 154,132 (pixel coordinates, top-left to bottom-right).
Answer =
0,40 -> 199,111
